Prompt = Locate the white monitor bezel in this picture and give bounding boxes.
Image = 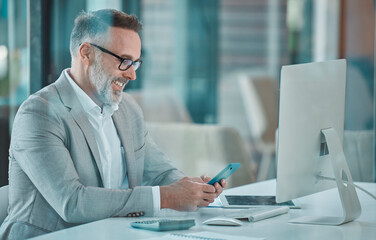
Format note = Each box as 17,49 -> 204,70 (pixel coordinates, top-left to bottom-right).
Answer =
276,59 -> 346,203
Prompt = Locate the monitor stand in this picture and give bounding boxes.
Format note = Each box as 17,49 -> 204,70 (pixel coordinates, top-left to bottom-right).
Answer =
289,128 -> 361,225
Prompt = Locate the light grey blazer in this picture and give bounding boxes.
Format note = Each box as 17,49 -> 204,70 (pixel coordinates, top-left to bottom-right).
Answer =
0,72 -> 184,240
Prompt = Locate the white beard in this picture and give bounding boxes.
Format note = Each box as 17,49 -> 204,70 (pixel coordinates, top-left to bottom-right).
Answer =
89,56 -> 126,106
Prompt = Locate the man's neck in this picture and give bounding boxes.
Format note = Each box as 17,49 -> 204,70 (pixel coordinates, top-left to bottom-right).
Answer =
68,68 -> 104,109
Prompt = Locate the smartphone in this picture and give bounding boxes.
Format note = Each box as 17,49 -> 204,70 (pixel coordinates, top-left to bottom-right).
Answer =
207,163 -> 240,185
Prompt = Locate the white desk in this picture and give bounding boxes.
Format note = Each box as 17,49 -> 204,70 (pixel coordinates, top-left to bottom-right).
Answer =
30,180 -> 376,240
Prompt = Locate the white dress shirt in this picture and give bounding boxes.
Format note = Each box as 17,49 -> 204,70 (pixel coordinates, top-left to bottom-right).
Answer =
64,69 -> 160,211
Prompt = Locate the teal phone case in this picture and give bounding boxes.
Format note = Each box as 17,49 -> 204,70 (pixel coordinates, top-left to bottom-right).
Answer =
207,163 -> 240,185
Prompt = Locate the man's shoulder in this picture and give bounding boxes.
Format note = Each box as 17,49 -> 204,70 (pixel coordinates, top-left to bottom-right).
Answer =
11,82 -> 67,139
21,83 -> 60,108
21,73 -> 73,110
16,80 -> 70,124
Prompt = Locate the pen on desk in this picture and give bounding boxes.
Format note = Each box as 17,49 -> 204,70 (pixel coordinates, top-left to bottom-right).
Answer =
249,206 -> 290,222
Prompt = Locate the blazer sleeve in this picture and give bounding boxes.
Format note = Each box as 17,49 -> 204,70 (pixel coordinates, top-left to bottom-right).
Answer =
11,94 -> 156,223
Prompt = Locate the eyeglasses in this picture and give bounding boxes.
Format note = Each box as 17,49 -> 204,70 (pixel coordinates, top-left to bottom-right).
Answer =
90,43 -> 142,71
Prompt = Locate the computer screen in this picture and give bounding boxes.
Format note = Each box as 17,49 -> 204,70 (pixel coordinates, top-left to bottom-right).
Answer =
275,59 -> 361,225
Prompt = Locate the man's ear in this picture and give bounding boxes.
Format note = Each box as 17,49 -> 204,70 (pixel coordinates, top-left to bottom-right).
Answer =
78,42 -> 94,66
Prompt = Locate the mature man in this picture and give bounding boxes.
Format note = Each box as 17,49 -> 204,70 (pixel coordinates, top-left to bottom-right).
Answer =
0,9 -> 225,240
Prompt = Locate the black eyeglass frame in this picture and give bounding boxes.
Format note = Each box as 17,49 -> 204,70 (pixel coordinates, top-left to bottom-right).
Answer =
90,43 -> 142,71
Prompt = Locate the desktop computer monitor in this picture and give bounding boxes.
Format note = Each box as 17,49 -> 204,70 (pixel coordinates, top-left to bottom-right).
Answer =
275,59 -> 361,225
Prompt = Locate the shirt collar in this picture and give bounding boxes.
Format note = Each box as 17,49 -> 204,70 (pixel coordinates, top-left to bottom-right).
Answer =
64,69 -> 118,117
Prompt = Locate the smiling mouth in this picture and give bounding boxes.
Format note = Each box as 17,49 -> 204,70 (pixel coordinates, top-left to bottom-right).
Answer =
113,79 -> 126,87
112,79 -> 129,91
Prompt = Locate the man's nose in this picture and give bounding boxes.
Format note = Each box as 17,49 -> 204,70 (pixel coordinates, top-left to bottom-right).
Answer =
122,66 -> 136,80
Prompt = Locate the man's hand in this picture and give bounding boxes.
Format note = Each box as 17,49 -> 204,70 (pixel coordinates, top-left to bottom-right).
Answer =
200,175 -> 227,198
160,177 -> 218,211
160,176 -> 227,212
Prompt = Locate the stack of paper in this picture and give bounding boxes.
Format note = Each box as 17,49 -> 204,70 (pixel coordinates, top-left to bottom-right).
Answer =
146,231 -> 264,240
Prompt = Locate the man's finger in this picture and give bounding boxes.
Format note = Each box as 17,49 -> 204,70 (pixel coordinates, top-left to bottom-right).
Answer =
191,177 -> 205,183
220,179 -> 227,188
213,182 -> 223,196
203,197 -> 215,203
202,192 -> 217,202
201,175 -> 211,183
197,199 -> 211,207
202,184 -> 216,193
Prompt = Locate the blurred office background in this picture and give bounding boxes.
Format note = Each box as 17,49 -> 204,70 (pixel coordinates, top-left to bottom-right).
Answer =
0,0 -> 375,187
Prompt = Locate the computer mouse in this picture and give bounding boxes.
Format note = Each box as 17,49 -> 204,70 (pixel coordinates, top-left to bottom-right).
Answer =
202,217 -> 243,226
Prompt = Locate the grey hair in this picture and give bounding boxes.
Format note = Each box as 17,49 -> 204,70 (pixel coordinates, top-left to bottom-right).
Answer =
70,9 -> 142,58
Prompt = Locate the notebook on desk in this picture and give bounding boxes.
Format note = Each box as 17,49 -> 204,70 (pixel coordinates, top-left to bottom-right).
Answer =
146,231 -> 264,240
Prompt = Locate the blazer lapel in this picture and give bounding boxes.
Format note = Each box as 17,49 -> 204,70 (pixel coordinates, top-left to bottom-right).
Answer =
112,103 -> 137,188
54,72 -> 105,183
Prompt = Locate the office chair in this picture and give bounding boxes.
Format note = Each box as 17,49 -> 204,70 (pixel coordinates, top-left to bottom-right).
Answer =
146,122 -> 256,187
343,130 -> 374,182
238,75 -> 279,181
0,185 -> 9,224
